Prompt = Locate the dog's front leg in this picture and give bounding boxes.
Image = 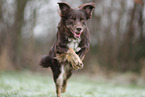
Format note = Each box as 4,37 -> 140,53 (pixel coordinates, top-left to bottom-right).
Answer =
56,41 -> 68,54
77,47 -> 89,60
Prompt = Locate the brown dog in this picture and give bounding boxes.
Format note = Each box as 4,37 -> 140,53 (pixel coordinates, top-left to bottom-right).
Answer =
40,2 -> 95,97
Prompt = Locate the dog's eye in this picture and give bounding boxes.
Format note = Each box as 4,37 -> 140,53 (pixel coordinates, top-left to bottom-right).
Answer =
69,18 -> 76,24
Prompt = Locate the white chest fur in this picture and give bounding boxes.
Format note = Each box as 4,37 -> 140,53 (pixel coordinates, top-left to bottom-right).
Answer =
67,38 -> 81,52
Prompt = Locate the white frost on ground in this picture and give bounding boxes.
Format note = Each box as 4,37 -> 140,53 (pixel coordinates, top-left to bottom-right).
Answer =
0,71 -> 145,97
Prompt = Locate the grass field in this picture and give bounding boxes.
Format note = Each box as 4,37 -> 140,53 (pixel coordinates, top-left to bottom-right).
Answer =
0,71 -> 145,97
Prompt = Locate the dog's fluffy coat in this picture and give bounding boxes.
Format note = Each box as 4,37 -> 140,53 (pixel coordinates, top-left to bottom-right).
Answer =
40,2 -> 95,97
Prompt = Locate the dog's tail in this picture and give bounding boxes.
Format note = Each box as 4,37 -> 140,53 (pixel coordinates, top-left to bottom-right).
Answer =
40,55 -> 52,68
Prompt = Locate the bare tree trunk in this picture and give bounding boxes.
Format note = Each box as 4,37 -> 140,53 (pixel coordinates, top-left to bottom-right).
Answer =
119,1 -> 144,72
11,0 -> 28,69
0,0 -> 28,70
0,0 -> 3,51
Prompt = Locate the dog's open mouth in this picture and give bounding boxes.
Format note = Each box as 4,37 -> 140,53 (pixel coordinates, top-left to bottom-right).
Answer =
74,31 -> 83,38
74,32 -> 81,38
69,28 -> 83,38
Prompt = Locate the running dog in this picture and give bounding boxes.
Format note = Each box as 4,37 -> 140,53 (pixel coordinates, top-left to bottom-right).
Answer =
40,2 -> 95,97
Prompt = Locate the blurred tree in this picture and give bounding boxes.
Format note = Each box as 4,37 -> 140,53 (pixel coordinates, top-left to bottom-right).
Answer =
119,0 -> 145,72
81,0 -> 145,72
12,0 -> 28,69
0,0 -> 28,70
0,0 -> 144,73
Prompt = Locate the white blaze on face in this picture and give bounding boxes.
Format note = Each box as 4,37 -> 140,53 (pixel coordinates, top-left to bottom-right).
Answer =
67,38 -> 81,52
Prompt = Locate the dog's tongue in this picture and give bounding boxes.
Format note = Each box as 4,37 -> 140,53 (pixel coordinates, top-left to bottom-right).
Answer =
75,34 -> 80,38
74,32 -> 82,38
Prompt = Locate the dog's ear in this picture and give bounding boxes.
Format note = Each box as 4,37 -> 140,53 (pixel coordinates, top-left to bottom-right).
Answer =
79,3 -> 95,19
58,2 -> 71,16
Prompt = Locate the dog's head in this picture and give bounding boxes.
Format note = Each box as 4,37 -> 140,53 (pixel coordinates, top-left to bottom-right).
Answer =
58,2 -> 95,38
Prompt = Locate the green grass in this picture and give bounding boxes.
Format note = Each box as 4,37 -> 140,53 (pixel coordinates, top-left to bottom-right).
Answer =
0,71 -> 145,97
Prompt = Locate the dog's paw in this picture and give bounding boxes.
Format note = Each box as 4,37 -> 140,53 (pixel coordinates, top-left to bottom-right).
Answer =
55,48 -> 84,70
66,48 -> 84,70
55,53 -> 67,63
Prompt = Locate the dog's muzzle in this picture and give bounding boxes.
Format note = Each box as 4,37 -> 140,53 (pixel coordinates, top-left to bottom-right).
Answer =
74,26 -> 83,38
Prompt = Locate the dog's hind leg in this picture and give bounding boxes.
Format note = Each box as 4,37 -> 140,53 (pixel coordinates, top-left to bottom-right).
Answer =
56,84 -> 62,97
55,65 -> 65,97
61,64 -> 73,93
61,79 -> 68,93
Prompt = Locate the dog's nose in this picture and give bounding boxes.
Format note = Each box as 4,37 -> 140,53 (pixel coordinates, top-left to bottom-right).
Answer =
76,27 -> 82,32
